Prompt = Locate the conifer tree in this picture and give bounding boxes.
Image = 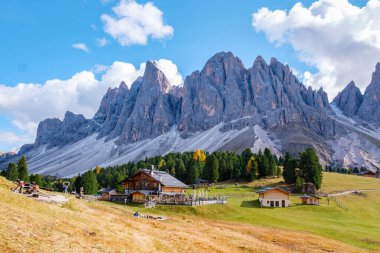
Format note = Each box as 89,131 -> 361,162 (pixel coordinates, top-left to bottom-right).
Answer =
17,156 -> 29,181
283,152 -> 297,184
6,163 -> 18,181
241,148 -> 253,179
81,170 -> 98,194
299,148 -> 323,189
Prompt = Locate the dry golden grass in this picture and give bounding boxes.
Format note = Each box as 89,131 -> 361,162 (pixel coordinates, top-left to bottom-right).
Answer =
0,176 -> 364,253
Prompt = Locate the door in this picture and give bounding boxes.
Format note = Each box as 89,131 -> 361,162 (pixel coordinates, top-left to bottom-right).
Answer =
282,200 -> 285,207
270,201 -> 274,207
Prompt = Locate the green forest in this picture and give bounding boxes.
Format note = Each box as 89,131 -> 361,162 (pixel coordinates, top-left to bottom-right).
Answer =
1,147 -> 325,195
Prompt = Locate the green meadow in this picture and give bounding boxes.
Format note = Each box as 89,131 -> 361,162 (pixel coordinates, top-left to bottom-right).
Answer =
126,172 -> 380,250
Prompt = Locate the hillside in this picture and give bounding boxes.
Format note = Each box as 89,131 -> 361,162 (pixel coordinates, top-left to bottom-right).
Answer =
1,173 -> 379,252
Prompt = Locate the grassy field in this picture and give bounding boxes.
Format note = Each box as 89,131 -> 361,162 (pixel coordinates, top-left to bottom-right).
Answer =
126,173 -> 380,251
0,173 -> 379,252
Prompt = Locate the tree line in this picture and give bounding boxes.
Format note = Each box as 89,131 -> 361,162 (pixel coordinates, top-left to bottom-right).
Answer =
1,147 -> 324,194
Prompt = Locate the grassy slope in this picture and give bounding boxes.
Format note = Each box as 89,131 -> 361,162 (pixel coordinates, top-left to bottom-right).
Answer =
0,173 -> 376,252
129,173 -> 380,251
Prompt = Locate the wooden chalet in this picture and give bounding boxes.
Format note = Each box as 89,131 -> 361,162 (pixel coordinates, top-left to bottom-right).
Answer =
98,188 -> 117,201
299,195 -> 321,205
256,187 -> 290,207
359,170 -> 378,178
123,167 -> 188,203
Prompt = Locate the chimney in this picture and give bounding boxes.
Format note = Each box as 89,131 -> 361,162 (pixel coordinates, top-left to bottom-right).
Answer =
151,165 -> 154,176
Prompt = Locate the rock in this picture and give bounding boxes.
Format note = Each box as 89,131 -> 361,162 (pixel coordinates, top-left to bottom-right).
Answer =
332,81 -> 363,117
357,63 -> 380,124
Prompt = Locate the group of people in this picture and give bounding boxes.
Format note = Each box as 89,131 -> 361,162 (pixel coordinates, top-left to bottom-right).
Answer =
12,179 -> 38,194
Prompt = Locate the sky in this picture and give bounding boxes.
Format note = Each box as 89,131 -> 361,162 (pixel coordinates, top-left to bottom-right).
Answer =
0,0 -> 379,152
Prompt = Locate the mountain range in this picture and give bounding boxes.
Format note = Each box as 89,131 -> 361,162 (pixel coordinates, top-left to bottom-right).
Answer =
1,52 -> 380,177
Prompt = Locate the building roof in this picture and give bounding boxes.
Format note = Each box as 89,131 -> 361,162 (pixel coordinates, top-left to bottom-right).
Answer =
256,187 -> 290,194
299,194 -> 321,199
98,188 -> 116,193
141,169 -> 188,188
128,190 -> 153,196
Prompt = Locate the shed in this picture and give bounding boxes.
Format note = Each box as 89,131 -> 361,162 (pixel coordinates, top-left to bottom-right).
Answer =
256,187 -> 290,207
98,188 -> 117,201
300,195 -> 321,205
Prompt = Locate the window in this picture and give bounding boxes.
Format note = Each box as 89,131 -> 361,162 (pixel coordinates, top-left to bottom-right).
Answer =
267,201 -> 269,204
275,201 -> 279,207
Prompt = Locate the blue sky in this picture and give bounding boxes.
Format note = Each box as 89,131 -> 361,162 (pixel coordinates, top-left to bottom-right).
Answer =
0,0 -> 378,152
0,0 -> 309,85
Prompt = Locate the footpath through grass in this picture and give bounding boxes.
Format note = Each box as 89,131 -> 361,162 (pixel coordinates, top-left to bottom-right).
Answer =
126,173 -> 380,250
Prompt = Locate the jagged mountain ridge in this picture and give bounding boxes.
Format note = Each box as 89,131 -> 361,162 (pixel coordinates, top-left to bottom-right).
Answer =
3,52 -> 380,176
333,63 -> 380,124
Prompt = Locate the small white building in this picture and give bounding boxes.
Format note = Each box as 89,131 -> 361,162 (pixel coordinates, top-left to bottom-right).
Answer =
256,187 -> 290,208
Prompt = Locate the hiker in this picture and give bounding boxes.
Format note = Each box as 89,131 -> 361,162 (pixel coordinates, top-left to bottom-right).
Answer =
134,212 -> 139,217
63,182 -> 70,194
19,180 -> 25,194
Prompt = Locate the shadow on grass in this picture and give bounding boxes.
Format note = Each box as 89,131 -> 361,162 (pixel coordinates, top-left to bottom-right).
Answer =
240,199 -> 262,208
240,200 -> 306,209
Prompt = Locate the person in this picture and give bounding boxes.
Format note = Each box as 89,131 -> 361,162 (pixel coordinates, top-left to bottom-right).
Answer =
19,180 -> 24,194
134,211 -> 139,217
63,182 -> 70,194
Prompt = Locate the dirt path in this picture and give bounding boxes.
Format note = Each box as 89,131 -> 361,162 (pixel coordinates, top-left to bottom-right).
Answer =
328,189 -> 376,196
11,190 -> 68,205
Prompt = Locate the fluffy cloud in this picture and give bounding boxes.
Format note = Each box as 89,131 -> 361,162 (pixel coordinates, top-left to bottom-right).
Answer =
252,0 -> 380,99
152,59 -> 183,86
72,43 -> 90,53
0,132 -> 32,152
0,59 -> 182,151
101,0 -> 174,46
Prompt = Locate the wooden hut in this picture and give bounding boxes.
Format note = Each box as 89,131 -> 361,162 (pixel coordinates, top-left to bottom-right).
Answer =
98,188 -> 117,201
299,195 -> 321,205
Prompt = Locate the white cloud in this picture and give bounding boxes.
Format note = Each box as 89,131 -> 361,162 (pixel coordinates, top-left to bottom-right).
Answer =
101,61 -> 144,87
152,59 -> 183,86
101,0 -> 174,46
72,43 -> 90,53
0,131 -> 33,152
252,0 -> 380,99
0,59 -> 182,151
93,64 -> 109,74
97,37 -> 110,47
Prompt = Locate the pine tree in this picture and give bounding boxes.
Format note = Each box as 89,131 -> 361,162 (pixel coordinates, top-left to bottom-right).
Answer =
188,160 -> 200,184
204,154 -> 219,183
17,156 -> 29,182
74,174 -> 82,193
6,163 -> 18,181
241,148 -> 253,179
299,148 -> 323,189
258,153 -> 269,178
81,170 -> 98,194
248,157 -> 258,181
264,148 -> 276,176
283,152 -> 297,184
175,159 -> 186,182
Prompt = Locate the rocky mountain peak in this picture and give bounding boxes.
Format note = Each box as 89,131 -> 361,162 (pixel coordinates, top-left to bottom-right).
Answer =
142,61 -> 171,93
357,63 -> 380,123
332,80 -> 363,117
